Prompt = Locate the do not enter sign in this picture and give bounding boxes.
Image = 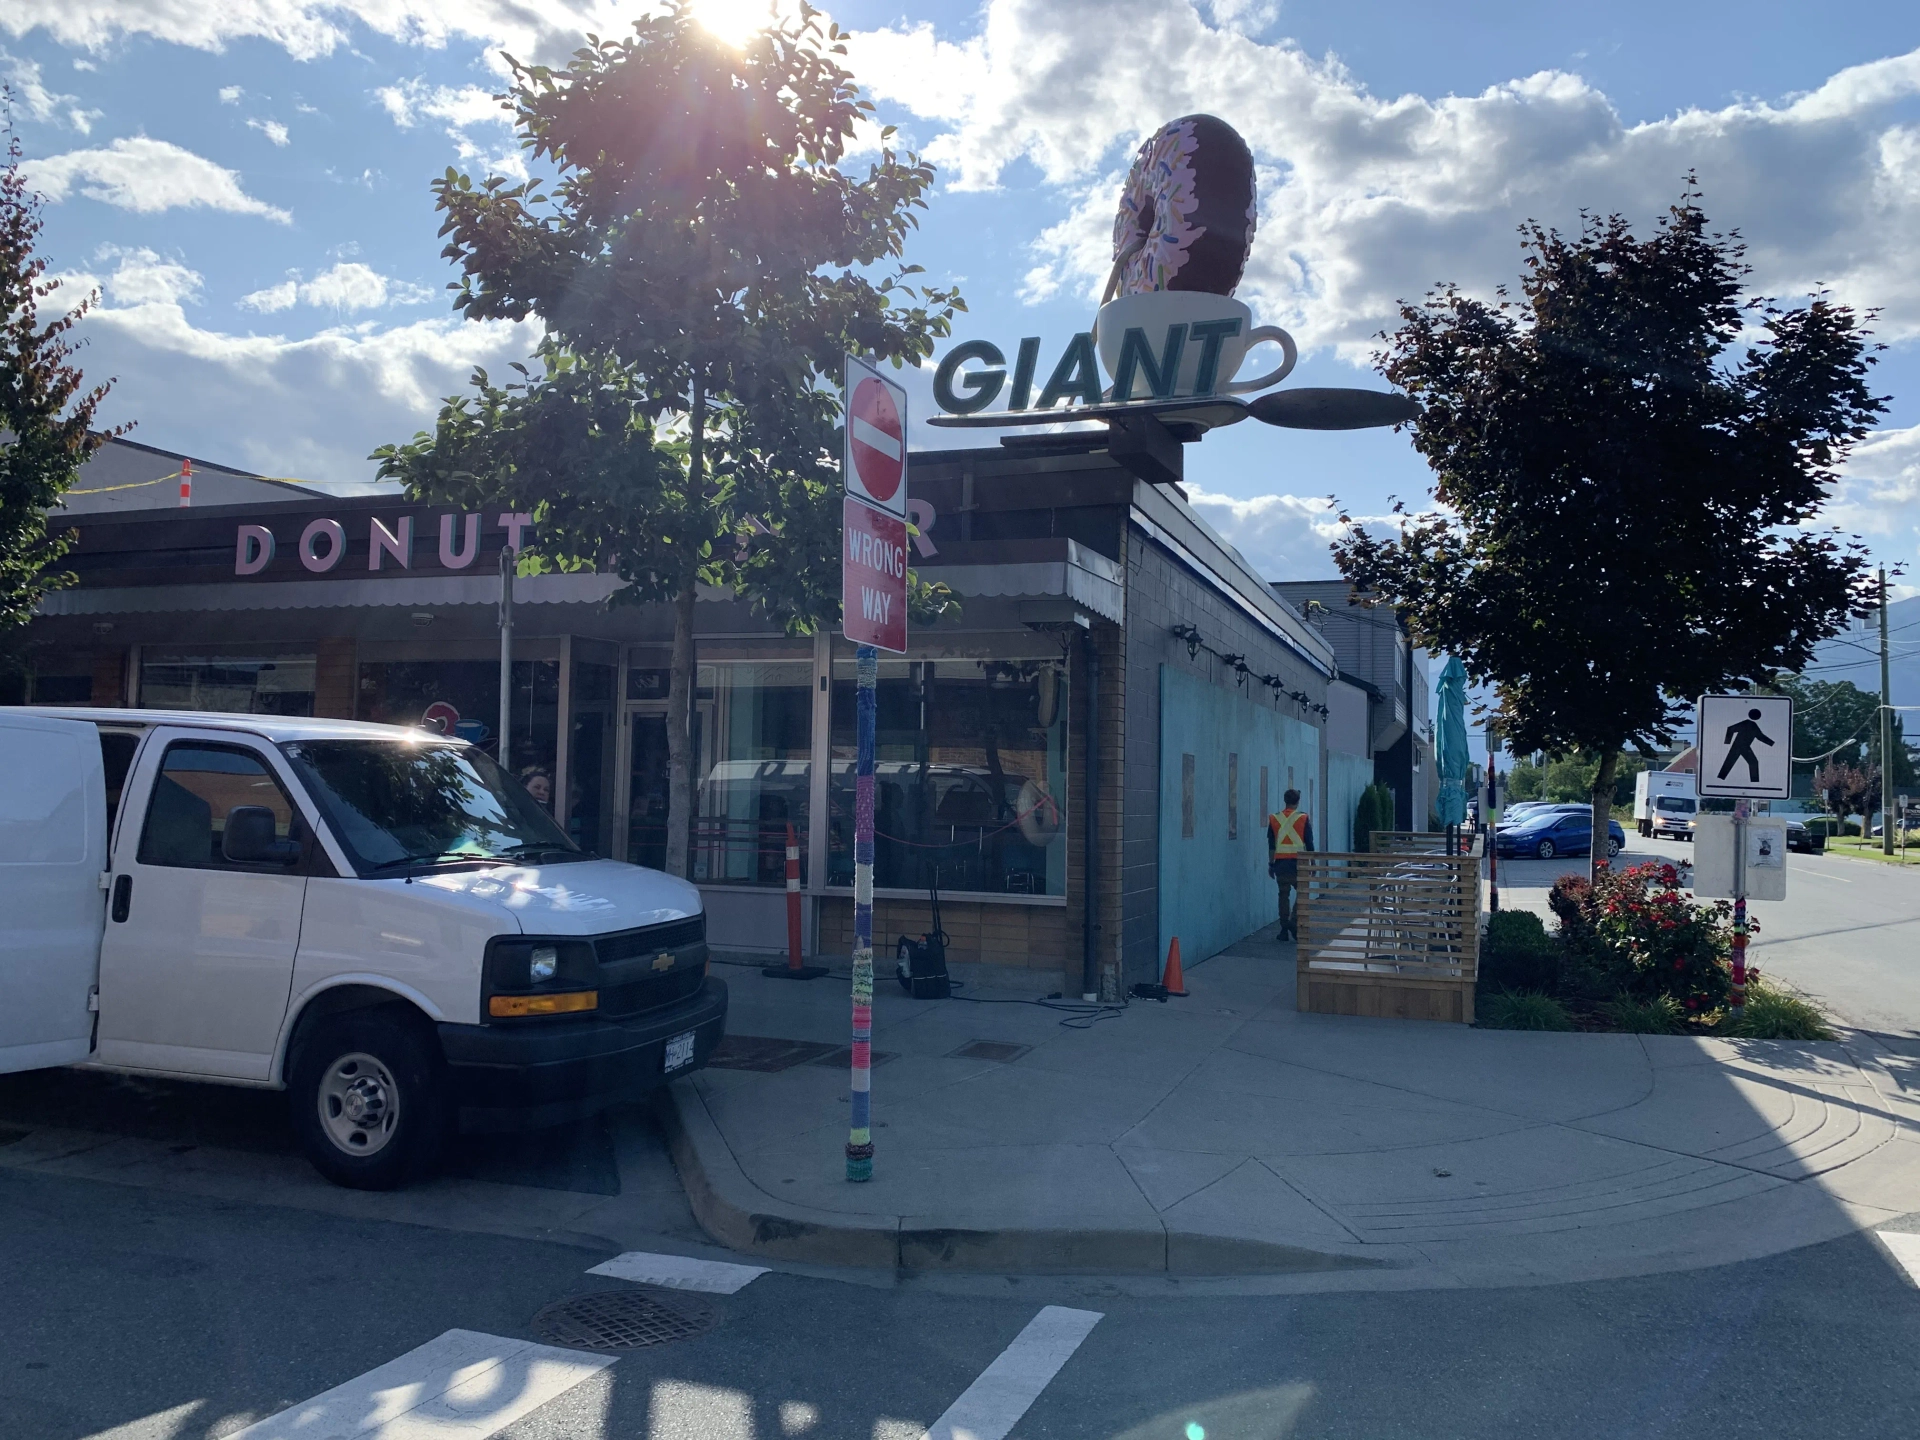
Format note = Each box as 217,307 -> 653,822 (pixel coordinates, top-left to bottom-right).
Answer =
844,357 -> 907,519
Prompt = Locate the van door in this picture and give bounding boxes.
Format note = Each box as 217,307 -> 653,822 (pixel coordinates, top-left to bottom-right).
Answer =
96,731 -> 309,1081
0,713 -> 107,1074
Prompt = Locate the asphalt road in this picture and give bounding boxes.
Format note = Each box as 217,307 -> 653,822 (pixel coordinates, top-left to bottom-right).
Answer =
1494,836 -> 1920,1033
4,1163 -> 1920,1440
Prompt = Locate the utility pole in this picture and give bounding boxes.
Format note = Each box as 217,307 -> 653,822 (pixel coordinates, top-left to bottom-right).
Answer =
498,544 -> 515,772
1882,567 -> 1895,857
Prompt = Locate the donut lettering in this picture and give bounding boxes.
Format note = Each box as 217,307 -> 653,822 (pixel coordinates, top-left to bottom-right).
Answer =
1107,114 -> 1257,301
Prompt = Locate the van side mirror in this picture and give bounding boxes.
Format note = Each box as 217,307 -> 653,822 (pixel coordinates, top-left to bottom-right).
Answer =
223,806 -> 301,865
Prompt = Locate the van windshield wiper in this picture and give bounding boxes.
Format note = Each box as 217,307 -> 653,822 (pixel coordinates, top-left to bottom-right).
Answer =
494,844 -> 583,863
365,849 -> 509,873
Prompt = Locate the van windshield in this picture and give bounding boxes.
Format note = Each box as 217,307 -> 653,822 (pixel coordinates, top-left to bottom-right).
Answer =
280,739 -> 582,874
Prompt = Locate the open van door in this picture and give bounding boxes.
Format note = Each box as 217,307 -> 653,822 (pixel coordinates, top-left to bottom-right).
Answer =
0,712 -> 108,1073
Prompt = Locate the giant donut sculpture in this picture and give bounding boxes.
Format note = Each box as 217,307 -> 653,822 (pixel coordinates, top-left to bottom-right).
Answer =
1106,114 -> 1257,302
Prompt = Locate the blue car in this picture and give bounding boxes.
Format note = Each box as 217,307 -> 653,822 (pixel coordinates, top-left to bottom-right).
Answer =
1496,808 -> 1625,860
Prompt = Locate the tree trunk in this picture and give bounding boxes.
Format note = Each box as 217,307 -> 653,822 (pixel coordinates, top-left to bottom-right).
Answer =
663,380 -> 705,880
1590,747 -> 1620,883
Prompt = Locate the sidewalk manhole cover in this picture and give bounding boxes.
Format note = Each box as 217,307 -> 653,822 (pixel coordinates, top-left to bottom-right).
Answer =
708,1035 -> 839,1072
531,1288 -> 719,1351
949,1040 -> 1030,1063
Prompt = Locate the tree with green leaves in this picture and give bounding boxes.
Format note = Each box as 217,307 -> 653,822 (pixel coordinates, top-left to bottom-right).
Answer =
375,4 -> 962,878
1777,675 -> 1913,789
1,121 -> 119,637
1335,191 -> 1882,880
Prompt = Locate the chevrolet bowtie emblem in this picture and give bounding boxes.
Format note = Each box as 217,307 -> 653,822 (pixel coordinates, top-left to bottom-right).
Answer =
652,953 -> 674,971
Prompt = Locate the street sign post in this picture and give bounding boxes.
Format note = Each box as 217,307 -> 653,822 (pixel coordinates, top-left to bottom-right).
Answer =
1694,694 -> 1793,1015
840,356 -> 909,1184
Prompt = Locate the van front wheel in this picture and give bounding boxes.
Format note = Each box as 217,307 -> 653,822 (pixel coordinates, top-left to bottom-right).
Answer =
291,1011 -> 445,1190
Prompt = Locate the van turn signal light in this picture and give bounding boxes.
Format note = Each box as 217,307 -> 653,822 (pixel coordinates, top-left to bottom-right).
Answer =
489,990 -> 598,1018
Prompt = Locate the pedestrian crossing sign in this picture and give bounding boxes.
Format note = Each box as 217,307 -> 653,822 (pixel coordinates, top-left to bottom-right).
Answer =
1696,694 -> 1794,799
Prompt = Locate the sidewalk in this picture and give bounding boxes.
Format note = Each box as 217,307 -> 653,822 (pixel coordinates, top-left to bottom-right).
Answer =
666,927 -> 1920,1288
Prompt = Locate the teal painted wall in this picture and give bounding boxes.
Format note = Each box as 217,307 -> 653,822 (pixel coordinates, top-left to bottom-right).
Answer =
1158,665 -> 1321,965
1326,750 -> 1373,854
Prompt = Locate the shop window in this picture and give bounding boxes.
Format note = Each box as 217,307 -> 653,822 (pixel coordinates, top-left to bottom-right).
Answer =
829,647 -> 1068,896
692,659 -> 812,886
356,658 -> 560,813
141,652 -> 316,715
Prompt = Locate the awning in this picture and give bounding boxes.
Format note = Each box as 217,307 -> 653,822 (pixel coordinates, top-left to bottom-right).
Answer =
36,571 -> 631,614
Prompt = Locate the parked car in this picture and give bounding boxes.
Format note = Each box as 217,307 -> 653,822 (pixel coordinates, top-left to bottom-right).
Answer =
0,708 -> 727,1191
1784,817 -> 1822,854
1495,801 -> 1582,829
1494,807 -> 1626,860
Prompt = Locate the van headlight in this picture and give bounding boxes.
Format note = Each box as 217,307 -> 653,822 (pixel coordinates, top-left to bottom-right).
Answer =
530,946 -> 559,983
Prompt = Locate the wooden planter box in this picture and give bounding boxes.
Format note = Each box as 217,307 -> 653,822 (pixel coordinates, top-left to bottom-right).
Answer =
1296,840 -> 1480,1023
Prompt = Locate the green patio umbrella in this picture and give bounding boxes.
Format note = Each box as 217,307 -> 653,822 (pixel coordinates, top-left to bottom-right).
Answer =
1435,656 -> 1470,828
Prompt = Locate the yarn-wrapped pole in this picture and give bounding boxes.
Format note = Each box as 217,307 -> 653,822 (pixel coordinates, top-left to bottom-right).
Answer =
847,644 -> 878,1181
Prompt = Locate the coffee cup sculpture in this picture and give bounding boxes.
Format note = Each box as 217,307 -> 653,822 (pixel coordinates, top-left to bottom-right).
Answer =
929,114 -> 1417,446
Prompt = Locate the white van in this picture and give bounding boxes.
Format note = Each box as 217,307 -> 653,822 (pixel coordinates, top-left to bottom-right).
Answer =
0,708 -> 727,1189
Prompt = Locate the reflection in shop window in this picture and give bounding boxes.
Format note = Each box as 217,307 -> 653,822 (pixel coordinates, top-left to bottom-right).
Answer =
141,652 -> 316,715
829,649 -> 1068,896
692,659 -> 812,887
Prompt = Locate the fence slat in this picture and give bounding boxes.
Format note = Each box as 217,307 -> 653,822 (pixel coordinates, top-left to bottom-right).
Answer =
1295,849 -> 1480,1023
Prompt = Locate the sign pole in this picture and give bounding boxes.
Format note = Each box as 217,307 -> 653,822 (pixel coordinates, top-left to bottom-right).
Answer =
839,353 -> 907,1185
846,644 -> 877,1181
1731,799 -> 1750,1016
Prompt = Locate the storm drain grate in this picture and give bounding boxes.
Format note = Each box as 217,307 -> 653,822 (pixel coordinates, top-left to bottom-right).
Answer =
532,1287 -> 719,1351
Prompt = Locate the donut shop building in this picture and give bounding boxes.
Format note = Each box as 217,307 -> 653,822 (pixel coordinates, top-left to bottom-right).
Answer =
20,438 -> 1341,998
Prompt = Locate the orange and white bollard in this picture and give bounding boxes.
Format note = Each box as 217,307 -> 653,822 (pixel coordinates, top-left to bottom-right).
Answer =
763,822 -> 826,979
178,458 -> 193,507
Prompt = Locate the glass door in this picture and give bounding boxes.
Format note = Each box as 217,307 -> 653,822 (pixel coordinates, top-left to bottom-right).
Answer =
625,705 -> 670,870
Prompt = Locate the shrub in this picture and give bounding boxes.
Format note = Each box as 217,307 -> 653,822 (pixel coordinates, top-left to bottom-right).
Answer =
1480,910 -> 1559,993
1600,995 -> 1687,1034
1479,990 -> 1577,1031
1551,862 -> 1735,1014
1720,979 -> 1836,1041
1355,783 -> 1396,853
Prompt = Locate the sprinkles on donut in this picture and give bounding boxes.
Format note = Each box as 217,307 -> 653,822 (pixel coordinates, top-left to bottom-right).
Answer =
1107,114 -> 1258,302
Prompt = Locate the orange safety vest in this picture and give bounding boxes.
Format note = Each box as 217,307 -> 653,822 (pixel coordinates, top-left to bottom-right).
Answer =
1268,808 -> 1308,858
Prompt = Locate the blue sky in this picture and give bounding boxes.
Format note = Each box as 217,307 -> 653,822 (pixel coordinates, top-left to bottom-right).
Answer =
6,0 -> 1920,591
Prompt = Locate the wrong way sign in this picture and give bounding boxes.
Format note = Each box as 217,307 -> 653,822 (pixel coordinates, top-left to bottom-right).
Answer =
843,496 -> 907,653
1697,694 -> 1794,800
844,356 -> 907,519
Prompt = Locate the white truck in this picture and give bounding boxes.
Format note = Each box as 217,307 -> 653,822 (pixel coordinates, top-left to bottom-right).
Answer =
0,708 -> 727,1190
1633,768 -> 1698,840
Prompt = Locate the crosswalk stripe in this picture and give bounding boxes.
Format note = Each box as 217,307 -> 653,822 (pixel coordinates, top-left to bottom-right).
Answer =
587,1250 -> 770,1294
1878,1230 -> 1920,1285
925,1306 -> 1103,1440
224,1329 -> 614,1440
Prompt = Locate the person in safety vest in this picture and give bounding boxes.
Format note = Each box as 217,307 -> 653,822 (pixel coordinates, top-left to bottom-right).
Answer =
1266,788 -> 1315,941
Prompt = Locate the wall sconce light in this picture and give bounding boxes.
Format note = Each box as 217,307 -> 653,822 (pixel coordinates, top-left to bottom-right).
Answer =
1169,623 -> 1202,660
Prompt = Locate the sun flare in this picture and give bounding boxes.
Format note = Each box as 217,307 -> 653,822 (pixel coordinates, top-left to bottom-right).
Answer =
687,0 -> 774,46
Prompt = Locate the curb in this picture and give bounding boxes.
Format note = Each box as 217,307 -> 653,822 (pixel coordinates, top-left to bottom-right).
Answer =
654,1080 -> 1387,1276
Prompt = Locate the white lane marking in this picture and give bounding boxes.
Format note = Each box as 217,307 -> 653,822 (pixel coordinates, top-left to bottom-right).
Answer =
852,413 -> 903,459
226,1328 -> 614,1440
1879,1230 -> 1920,1286
587,1250 -> 769,1294
1798,866 -> 1853,882
925,1305 -> 1103,1440
649,1381 -> 754,1440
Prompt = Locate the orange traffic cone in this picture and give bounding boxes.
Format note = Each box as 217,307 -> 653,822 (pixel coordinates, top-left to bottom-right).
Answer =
1162,937 -> 1188,997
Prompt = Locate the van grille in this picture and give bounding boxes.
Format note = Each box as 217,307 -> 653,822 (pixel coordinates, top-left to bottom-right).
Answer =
600,965 -> 706,1019
595,915 -> 705,964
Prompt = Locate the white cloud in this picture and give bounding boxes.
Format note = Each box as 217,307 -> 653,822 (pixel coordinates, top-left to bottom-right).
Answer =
93,245 -> 203,306
238,279 -> 298,313
375,77 -> 525,178
1831,424 -> 1920,554
45,267 -> 542,487
3,44 -> 98,130
241,262 -> 436,313
2,0 -> 618,65
23,136 -> 291,222
1184,486 -> 1356,580
846,2 -> 1920,357
218,84 -> 242,104
247,117 -> 290,146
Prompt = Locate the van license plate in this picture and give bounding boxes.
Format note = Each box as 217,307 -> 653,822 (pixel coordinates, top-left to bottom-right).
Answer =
664,1031 -> 696,1073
